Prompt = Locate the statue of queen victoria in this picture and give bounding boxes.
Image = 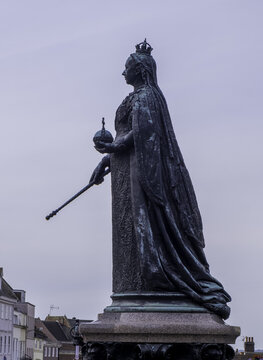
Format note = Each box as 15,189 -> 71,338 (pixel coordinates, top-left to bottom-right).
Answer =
90,39 -> 231,320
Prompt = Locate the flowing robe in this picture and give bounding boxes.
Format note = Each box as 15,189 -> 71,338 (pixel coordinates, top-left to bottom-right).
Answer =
110,84 -> 231,319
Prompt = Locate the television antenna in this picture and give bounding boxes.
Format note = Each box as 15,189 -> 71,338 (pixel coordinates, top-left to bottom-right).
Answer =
49,305 -> 59,315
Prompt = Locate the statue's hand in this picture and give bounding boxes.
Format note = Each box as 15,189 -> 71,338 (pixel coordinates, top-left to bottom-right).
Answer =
89,158 -> 110,185
95,141 -> 124,154
95,131 -> 133,154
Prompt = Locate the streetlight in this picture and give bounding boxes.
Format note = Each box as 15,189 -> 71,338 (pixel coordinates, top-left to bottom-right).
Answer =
70,320 -> 84,360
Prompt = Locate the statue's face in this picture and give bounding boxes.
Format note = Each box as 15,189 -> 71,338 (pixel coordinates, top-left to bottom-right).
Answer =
122,56 -> 139,85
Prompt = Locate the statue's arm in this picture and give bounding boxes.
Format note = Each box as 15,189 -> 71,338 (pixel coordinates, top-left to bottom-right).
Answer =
115,130 -> 134,150
95,130 -> 134,154
89,154 -> 110,185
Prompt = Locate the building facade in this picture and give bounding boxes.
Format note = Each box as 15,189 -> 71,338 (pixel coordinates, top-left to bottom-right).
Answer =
34,319 -> 60,360
13,309 -> 26,360
0,268 -> 94,360
13,291 -> 35,360
33,328 -> 47,360
42,318 -> 73,360
0,268 -> 17,360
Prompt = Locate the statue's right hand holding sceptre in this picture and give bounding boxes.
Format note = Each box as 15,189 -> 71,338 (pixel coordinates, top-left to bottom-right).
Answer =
89,154 -> 111,185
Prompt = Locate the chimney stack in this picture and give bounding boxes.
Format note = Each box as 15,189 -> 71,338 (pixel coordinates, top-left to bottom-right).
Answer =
244,337 -> 255,353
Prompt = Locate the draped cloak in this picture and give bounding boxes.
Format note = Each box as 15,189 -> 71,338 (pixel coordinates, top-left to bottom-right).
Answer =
110,84 -> 231,320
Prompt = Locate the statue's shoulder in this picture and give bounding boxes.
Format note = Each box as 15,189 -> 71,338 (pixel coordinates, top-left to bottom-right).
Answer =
135,85 -> 152,97
130,85 -> 153,107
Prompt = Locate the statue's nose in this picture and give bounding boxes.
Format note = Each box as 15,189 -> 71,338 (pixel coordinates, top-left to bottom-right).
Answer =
122,70 -> 126,76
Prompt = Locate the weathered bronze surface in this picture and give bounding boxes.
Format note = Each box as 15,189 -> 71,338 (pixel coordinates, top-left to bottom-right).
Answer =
91,40 -> 231,320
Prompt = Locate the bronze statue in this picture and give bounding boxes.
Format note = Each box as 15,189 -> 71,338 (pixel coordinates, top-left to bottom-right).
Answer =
90,40 -> 231,319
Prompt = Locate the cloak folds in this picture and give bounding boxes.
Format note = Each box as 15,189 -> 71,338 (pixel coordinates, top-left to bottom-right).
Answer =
111,84 -> 231,320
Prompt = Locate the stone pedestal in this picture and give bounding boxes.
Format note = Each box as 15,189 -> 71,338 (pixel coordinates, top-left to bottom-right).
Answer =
79,293 -> 240,360
80,311 -> 239,344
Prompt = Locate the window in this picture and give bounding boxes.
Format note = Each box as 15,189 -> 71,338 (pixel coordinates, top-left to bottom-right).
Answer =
20,341 -> 25,358
17,340 -> 21,359
16,338 -> 18,357
4,336 -> 6,353
39,341 -> 42,350
1,304 -> 5,319
0,336 -> 2,353
8,336 -> 11,353
13,338 -> 18,359
5,305 -> 9,319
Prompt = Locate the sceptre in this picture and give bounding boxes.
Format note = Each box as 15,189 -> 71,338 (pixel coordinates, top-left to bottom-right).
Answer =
45,118 -> 113,220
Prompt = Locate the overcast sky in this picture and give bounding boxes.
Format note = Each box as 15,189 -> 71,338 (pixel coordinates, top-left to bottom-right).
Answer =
1,0 -> 262,350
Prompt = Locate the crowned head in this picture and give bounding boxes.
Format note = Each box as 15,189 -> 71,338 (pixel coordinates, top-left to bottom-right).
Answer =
122,39 -> 158,87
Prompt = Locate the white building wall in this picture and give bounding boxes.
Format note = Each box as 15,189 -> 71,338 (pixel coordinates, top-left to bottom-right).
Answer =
13,311 -> 26,360
33,338 -> 46,360
14,302 -> 35,360
0,301 -> 14,360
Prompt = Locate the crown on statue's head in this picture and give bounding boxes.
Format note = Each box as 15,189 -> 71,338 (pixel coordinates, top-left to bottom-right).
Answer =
135,39 -> 153,55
